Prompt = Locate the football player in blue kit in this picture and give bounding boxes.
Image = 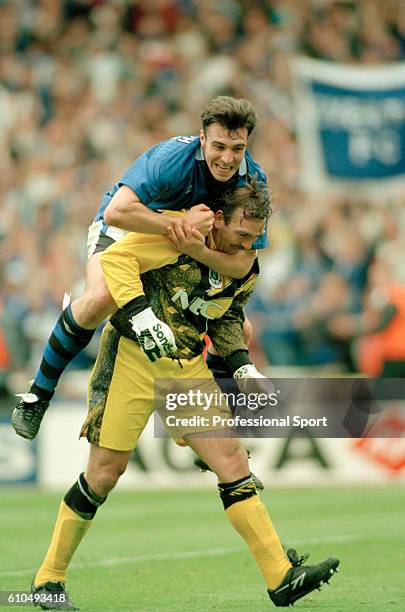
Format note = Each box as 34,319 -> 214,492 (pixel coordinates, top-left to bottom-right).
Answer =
12,96 -> 269,440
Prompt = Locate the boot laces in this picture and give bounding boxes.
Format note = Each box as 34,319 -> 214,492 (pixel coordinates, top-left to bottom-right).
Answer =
287,548 -> 310,567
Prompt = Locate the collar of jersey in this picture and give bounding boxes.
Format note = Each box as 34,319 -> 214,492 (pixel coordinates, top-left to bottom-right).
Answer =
206,232 -> 233,288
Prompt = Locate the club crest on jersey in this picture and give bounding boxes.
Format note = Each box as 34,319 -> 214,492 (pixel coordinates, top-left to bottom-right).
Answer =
209,269 -> 223,289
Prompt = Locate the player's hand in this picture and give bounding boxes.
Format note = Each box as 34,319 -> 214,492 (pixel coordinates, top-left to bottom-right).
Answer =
233,364 -> 274,397
166,215 -> 193,236
167,223 -> 206,257
184,204 -> 214,236
130,307 -> 177,362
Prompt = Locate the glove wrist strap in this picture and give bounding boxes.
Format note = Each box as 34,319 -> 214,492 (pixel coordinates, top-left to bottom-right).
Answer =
225,349 -> 252,375
122,295 -> 148,318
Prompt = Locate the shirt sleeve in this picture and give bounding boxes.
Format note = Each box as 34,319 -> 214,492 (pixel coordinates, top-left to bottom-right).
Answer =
100,231 -> 180,309
118,141 -> 187,205
118,148 -> 169,204
243,157 -> 270,250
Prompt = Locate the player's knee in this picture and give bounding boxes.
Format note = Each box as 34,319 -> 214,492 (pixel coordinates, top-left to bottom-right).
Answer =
214,443 -> 249,481
227,444 -> 249,471
74,286 -> 114,327
86,458 -> 127,497
90,281 -> 113,307
95,463 -> 126,496
226,440 -> 247,459
86,283 -> 113,312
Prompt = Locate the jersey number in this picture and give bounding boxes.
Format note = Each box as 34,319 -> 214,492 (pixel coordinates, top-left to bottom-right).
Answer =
173,136 -> 195,144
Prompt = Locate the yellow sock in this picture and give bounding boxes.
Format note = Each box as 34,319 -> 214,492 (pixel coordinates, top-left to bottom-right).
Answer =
34,501 -> 92,587
226,495 -> 292,589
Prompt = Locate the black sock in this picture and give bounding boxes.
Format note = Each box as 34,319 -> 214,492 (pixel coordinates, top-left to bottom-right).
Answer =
218,475 -> 257,510
32,305 -> 95,397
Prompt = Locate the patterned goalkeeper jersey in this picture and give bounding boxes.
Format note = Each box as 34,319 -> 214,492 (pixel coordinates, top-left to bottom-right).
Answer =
100,218 -> 258,361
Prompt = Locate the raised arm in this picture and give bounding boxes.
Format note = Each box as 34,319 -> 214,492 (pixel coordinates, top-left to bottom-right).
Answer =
100,232 -> 180,361
104,185 -> 255,278
187,246 -> 256,279
104,186 -> 214,236
103,186 -> 179,234
167,223 -> 256,279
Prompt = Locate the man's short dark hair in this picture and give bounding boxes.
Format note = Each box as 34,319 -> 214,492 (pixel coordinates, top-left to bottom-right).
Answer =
209,175 -> 271,225
200,96 -> 258,136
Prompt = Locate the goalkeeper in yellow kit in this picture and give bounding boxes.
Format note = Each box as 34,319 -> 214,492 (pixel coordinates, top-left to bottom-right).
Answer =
30,180 -> 339,609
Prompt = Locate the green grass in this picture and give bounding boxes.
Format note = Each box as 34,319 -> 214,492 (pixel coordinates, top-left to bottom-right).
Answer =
0,486 -> 404,611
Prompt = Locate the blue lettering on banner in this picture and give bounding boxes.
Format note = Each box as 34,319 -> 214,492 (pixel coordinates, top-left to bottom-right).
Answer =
311,82 -> 405,179
0,422 -> 37,484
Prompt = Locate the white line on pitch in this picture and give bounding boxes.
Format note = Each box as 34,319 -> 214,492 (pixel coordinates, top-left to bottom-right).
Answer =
0,533 -> 361,579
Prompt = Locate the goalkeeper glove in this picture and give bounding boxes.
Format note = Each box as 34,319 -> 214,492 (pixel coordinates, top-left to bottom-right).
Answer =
130,307 -> 177,362
233,364 -> 274,396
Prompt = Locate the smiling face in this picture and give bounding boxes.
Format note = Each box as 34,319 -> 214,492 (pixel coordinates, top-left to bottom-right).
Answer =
212,207 -> 265,254
200,123 -> 249,182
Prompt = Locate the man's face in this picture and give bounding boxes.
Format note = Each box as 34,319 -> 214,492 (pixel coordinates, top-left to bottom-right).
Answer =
200,123 -> 248,182
212,207 -> 265,254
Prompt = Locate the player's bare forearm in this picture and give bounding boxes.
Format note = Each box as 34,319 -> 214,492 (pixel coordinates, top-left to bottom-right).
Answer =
193,247 -> 256,279
166,220 -> 255,279
167,223 -> 256,278
104,194 -> 172,235
104,187 -> 213,237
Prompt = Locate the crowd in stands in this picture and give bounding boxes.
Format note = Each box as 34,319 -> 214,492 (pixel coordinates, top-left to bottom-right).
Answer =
1,0 -> 405,394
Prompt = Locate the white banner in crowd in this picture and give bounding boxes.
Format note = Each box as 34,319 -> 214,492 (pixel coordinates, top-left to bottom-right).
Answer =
291,57 -> 405,192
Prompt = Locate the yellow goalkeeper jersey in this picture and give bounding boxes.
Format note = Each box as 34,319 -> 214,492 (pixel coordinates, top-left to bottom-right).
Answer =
100,217 -> 258,360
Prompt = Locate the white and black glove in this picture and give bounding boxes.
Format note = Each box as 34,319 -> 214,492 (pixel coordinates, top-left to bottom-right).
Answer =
222,350 -> 276,415
130,307 -> 177,362
233,363 -> 272,395
223,350 -> 274,396
123,297 -> 177,362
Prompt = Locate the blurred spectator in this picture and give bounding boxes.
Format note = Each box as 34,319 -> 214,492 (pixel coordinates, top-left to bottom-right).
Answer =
294,271 -> 361,370
331,259 -> 405,377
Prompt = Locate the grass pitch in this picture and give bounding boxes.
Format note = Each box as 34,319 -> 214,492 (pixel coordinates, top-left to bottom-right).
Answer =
0,485 -> 404,611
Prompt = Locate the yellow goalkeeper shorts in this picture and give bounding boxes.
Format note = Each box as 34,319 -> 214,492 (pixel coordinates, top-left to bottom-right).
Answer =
80,322 -> 233,451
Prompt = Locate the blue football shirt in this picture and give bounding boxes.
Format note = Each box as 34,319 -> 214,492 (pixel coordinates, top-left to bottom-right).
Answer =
95,136 -> 269,249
